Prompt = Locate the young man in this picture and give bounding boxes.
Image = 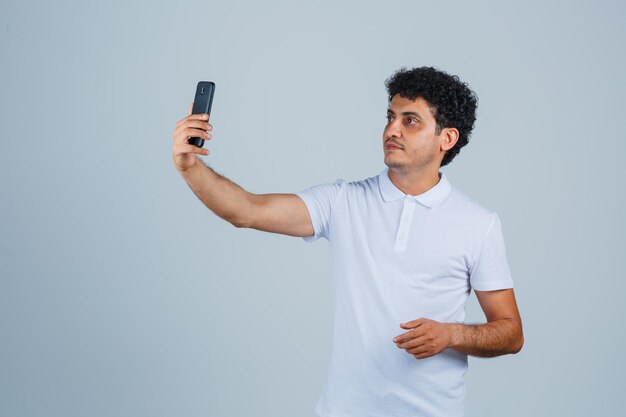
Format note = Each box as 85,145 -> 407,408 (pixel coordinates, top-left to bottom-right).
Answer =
172,66 -> 524,417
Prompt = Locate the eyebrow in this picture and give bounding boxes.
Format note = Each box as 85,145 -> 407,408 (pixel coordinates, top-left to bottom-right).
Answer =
387,108 -> 424,121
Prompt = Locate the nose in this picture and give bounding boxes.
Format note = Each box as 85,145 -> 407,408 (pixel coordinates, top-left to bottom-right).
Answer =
385,118 -> 402,140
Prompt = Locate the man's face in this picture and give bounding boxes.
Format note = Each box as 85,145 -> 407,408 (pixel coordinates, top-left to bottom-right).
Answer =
383,94 -> 445,173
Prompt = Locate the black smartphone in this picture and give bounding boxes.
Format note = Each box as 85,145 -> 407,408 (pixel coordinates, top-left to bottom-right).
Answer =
188,81 -> 215,148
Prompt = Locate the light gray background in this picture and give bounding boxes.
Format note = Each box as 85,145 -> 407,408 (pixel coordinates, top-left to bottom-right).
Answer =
1,0 -> 624,416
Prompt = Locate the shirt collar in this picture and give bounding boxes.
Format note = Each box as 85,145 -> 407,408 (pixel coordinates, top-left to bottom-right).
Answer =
377,166 -> 452,208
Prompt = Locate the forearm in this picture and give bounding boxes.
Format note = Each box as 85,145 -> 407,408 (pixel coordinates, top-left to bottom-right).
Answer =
177,157 -> 253,226
447,318 -> 524,357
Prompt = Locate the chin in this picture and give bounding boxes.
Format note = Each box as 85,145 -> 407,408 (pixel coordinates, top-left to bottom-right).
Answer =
384,159 -> 404,170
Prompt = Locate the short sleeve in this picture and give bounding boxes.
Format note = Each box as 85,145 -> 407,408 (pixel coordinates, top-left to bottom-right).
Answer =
294,179 -> 345,243
469,212 -> 515,291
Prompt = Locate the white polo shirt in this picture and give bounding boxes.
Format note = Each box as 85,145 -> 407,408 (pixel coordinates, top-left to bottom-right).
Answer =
295,166 -> 514,417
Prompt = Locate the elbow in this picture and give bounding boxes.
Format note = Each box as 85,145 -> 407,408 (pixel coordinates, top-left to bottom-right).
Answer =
231,218 -> 249,228
509,319 -> 524,354
230,211 -> 252,228
231,197 -> 254,229
511,336 -> 524,354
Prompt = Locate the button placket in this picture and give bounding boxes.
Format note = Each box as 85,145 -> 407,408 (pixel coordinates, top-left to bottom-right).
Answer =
394,197 -> 416,252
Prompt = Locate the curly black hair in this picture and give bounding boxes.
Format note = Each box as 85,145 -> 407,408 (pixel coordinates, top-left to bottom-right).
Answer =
384,66 -> 478,167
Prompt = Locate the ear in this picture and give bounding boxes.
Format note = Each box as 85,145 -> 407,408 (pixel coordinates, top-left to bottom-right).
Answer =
439,127 -> 459,152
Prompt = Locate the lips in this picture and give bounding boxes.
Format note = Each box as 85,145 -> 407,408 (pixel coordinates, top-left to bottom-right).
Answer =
386,143 -> 403,150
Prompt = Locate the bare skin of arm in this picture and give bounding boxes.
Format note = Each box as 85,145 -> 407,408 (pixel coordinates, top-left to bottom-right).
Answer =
394,288 -> 524,359
173,105 -> 314,236
447,288 -> 524,357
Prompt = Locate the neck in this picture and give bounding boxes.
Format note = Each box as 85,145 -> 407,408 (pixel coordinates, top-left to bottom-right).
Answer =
387,166 -> 441,196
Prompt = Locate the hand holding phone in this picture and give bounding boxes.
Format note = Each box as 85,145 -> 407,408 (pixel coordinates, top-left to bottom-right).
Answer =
172,81 -> 215,173
188,81 -> 215,147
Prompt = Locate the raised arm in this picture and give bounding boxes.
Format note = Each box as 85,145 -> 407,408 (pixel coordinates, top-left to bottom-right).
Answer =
172,105 -> 314,237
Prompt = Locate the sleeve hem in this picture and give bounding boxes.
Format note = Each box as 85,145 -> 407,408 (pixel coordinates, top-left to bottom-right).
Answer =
294,192 -> 319,243
471,280 -> 514,291
294,179 -> 346,243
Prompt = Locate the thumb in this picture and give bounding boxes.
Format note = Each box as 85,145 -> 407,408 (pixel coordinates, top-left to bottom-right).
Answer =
188,102 -> 193,115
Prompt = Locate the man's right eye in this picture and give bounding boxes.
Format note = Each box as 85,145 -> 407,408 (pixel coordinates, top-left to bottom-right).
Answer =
386,115 -> 393,122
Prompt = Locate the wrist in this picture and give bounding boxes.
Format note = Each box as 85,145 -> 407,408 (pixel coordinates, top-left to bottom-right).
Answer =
176,156 -> 201,176
446,323 -> 462,349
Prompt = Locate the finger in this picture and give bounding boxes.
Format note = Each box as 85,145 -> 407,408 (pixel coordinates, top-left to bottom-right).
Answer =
186,144 -> 210,155
397,335 -> 428,350
412,350 -> 433,360
176,112 -> 209,126
175,128 -> 211,145
176,120 -> 212,132
393,332 -> 411,344
188,102 -> 193,115
174,132 -> 210,148
400,319 -> 425,329
174,143 -> 210,156
174,125 -> 209,138
405,336 -> 433,351
176,113 -> 209,126
394,328 -> 421,343
408,343 -> 435,355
